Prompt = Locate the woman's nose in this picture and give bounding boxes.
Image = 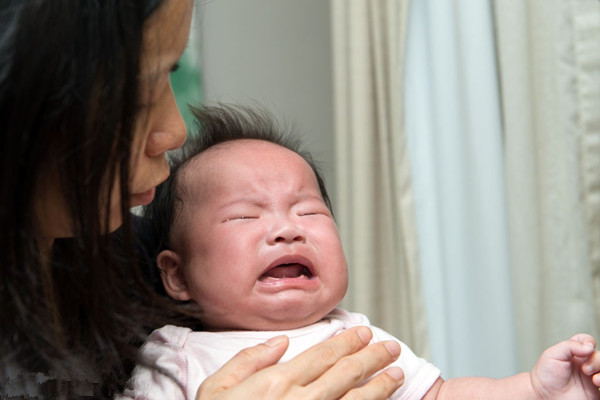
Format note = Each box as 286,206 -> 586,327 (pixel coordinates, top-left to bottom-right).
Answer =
146,83 -> 187,157
146,128 -> 186,156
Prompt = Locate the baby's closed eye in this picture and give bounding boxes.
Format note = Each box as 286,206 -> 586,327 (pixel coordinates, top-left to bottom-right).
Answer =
224,215 -> 259,222
297,206 -> 331,217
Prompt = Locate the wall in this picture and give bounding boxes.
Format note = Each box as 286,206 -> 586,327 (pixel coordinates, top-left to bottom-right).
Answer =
198,0 -> 336,203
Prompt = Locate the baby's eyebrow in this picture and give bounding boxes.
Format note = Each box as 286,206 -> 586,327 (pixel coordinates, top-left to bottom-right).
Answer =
215,190 -> 324,209
297,193 -> 325,201
217,197 -> 265,209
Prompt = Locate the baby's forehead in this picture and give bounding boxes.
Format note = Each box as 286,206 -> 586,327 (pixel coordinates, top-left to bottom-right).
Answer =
179,139 -> 311,189
192,139 -> 303,170
210,139 -> 292,157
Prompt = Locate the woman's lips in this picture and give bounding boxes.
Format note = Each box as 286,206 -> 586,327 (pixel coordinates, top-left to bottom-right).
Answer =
131,187 -> 156,206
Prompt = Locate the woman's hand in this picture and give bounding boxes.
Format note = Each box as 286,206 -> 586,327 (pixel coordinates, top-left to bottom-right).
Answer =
196,326 -> 404,400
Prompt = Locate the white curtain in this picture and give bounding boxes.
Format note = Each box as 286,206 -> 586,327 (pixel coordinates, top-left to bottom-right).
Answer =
494,0 -> 600,371
331,0 -> 429,356
403,0 -> 516,379
332,0 -> 600,381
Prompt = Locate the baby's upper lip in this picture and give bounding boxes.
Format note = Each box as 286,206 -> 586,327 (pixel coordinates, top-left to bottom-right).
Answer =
261,254 -> 316,277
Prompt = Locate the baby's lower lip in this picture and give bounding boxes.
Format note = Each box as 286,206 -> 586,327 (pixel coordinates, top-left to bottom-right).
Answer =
131,187 -> 155,206
259,264 -> 313,281
259,275 -> 312,283
257,275 -> 320,292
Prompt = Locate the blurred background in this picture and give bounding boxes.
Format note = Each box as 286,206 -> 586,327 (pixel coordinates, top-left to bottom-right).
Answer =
170,0 -> 600,380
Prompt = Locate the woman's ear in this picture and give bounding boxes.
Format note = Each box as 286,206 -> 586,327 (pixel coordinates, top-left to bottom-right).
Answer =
157,249 -> 191,301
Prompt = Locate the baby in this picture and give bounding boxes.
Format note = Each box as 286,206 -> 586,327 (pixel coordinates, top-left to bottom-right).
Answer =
125,105 -> 600,399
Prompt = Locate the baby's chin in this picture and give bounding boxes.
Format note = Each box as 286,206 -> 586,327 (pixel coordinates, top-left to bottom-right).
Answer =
252,318 -> 324,332
209,310 -> 335,332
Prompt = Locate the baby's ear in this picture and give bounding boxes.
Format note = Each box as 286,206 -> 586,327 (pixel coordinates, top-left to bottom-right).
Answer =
157,249 -> 191,301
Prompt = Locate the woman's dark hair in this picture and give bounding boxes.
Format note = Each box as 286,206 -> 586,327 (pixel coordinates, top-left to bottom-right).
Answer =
144,104 -> 333,256
0,0 -> 178,397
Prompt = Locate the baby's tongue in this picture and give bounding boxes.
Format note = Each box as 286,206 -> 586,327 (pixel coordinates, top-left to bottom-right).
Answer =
261,264 -> 304,279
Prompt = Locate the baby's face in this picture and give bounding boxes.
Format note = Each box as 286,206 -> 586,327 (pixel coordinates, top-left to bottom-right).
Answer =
174,139 -> 348,330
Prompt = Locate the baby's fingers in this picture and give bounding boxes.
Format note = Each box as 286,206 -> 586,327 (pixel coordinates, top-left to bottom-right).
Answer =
570,334 -> 597,354
581,343 -> 600,386
545,334 -> 597,362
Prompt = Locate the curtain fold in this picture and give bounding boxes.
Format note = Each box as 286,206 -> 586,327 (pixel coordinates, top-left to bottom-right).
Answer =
404,0 -> 516,378
494,0 -> 600,370
332,0 -> 600,377
331,0 -> 428,356
574,0 -> 600,328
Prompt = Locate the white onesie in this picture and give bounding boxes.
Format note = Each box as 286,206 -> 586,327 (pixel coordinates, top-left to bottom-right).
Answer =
120,308 -> 440,400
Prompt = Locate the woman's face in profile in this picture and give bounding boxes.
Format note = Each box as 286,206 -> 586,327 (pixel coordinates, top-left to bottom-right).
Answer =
126,0 -> 192,211
35,0 -> 192,242
107,0 -> 192,231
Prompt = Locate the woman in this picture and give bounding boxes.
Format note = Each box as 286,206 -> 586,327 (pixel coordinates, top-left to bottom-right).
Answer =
0,0 -> 403,398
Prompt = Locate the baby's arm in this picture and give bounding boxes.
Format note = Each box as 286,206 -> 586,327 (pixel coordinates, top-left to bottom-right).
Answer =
422,334 -> 600,400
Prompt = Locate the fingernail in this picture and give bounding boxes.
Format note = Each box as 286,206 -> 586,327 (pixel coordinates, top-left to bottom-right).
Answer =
385,367 -> 405,383
357,326 -> 372,344
384,341 -> 401,357
265,335 -> 287,347
587,342 -> 595,351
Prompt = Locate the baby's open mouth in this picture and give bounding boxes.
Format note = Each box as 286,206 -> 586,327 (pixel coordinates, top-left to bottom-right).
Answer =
259,263 -> 314,281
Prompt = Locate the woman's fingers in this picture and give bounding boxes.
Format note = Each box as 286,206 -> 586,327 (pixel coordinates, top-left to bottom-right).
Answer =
304,338 -> 402,399
341,367 -> 405,400
196,335 -> 289,399
273,326 -> 375,386
196,326 -> 404,400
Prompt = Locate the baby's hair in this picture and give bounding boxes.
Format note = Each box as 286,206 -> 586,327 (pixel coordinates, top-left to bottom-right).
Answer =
143,104 -> 332,255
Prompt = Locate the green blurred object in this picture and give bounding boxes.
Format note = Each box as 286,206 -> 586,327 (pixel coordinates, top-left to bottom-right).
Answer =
171,47 -> 202,132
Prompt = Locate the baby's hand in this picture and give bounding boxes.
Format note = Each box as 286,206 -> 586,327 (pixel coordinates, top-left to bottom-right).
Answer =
531,334 -> 600,400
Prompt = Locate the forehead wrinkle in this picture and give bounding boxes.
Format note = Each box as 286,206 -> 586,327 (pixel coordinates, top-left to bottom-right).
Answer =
214,139 -> 322,199
176,139 -> 324,219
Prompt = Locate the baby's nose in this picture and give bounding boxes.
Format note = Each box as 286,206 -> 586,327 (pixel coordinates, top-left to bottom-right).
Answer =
268,222 -> 306,244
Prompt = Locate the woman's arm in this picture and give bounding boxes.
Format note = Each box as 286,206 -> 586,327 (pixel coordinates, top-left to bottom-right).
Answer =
197,326 -> 404,400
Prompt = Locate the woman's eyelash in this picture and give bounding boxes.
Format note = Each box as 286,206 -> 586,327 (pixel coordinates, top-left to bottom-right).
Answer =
170,62 -> 181,73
